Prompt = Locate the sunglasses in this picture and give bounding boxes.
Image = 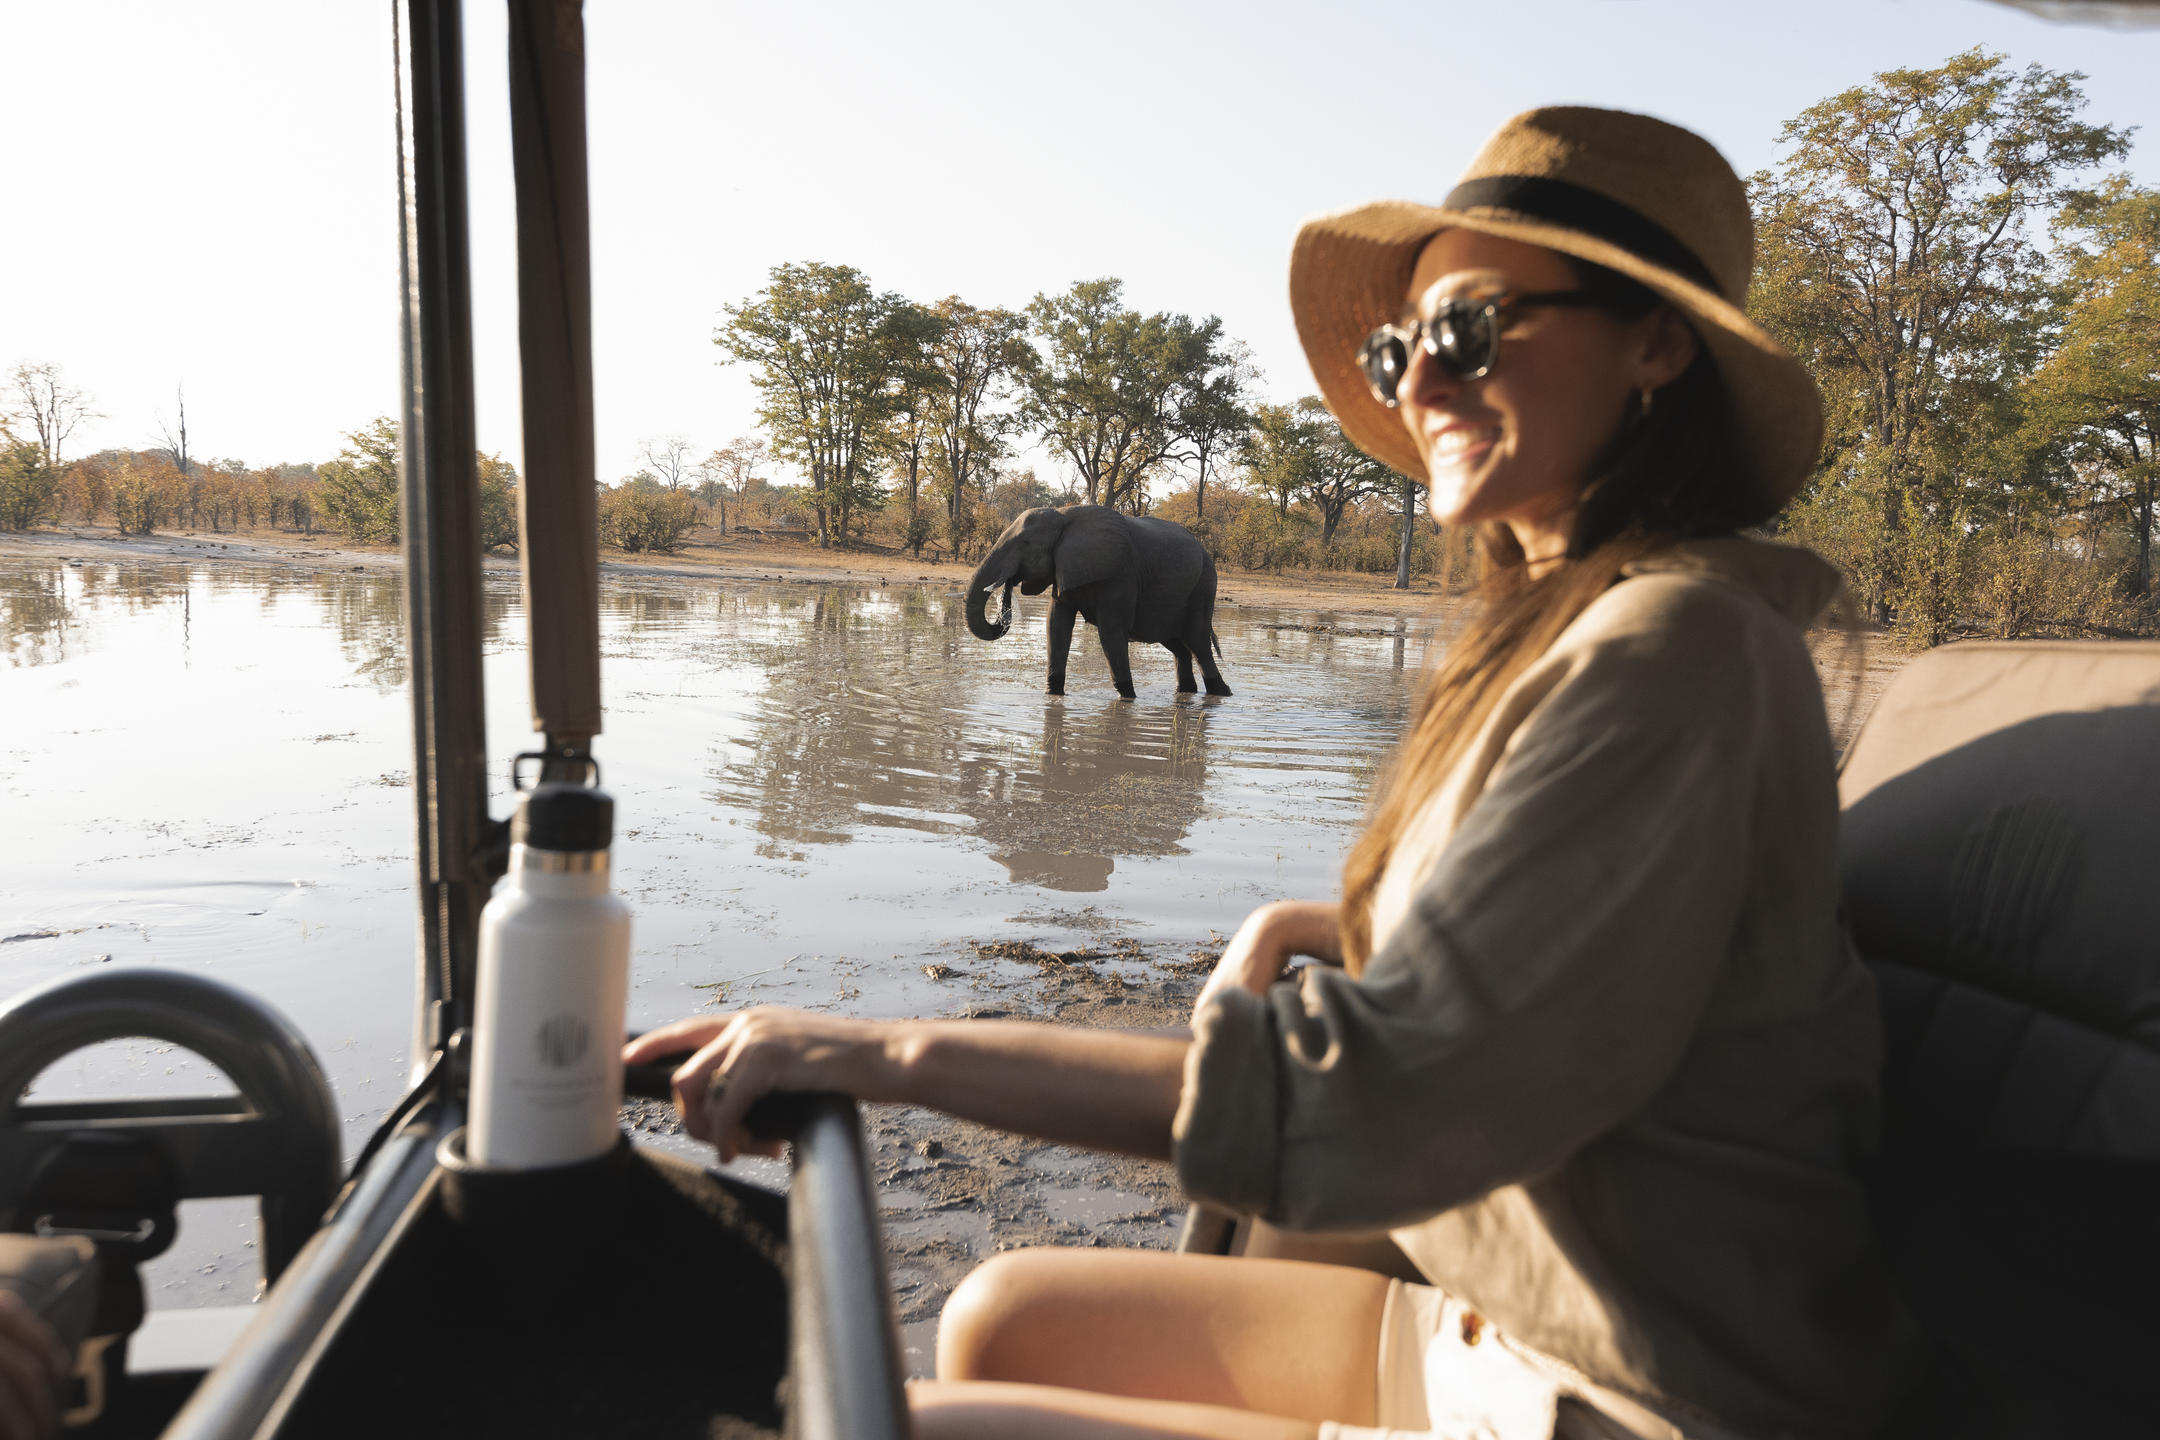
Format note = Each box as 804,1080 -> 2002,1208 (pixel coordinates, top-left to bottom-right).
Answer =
1357,290 -> 1605,407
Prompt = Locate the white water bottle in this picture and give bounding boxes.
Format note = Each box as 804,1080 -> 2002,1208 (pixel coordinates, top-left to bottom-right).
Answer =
468,782 -> 631,1169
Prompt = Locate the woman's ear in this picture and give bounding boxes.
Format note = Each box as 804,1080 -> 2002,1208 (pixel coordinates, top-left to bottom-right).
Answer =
1627,305 -> 1700,394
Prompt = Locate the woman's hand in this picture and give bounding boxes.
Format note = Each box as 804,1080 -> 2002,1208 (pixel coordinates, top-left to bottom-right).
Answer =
1193,901 -> 1343,1017
623,1010 -> 895,1163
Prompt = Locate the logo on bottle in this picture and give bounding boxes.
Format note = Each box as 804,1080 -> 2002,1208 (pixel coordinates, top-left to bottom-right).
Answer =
535,1014 -> 591,1069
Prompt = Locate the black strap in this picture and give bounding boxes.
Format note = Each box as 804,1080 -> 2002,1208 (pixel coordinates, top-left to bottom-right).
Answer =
1443,175 -> 1719,295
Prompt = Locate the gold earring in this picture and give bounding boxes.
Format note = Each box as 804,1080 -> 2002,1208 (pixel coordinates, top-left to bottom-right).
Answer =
1638,385 -> 1655,420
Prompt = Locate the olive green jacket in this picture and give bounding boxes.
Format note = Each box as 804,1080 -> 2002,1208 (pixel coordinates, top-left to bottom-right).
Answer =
1173,537 -> 1922,1440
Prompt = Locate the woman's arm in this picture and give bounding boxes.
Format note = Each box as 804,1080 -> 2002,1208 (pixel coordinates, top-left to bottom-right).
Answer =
623,1013 -> 1188,1164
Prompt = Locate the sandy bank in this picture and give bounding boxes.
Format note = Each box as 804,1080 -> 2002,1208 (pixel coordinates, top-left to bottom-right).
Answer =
0,521 -> 1471,622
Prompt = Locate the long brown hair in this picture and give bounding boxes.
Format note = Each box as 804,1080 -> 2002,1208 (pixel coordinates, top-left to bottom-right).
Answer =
1337,258 -> 1765,971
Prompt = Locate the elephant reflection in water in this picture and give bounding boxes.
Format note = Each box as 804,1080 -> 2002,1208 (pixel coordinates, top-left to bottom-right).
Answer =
717,581 -> 1218,889
965,698 -> 1215,893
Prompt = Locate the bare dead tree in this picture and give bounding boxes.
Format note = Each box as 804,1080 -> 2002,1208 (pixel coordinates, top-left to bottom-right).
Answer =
156,385 -> 192,475
638,434 -> 696,490
8,362 -> 101,467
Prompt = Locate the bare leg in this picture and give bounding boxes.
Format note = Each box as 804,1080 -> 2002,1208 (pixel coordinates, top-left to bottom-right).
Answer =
1167,640 -> 1198,693
1048,598 -> 1078,696
936,1249 -> 1389,1424
912,1380 -> 1319,1439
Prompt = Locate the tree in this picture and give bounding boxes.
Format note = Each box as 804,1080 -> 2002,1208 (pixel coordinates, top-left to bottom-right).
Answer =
1019,278 -> 1234,513
697,437 -> 766,534
318,417 -> 403,542
477,452 -> 521,552
1175,340 -> 1257,523
7,363 -> 100,468
715,262 -> 933,548
1751,49 -> 2131,624
1240,402 -> 1322,519
922,297 -> 1028,555
0,439 -> 56,531
2024,181 -> 2160,596
1297,398 -> 1390,544
156,387 -> 193,478
638,435 -> 696,490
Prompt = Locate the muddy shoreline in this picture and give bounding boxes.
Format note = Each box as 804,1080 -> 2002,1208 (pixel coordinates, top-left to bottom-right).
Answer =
0,521 -> 1473,623
623,931 -> 1221,1376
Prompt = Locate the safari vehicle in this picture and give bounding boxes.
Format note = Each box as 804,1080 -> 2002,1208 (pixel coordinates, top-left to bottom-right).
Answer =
2,2 -> 2156,1438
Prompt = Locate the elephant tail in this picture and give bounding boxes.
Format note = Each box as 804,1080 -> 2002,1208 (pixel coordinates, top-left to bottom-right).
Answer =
1210,627 -> 1223,659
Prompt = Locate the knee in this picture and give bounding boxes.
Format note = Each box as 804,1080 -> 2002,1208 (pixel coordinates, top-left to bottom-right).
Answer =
935,1249 -> 1075,1381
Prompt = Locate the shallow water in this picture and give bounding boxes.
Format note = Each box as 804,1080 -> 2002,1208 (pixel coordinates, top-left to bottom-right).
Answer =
2,555 -> 1437,1300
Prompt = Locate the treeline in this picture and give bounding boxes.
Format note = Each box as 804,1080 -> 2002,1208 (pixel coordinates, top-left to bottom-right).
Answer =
11,49 -> 2154,639
1753,49 -> 2158,644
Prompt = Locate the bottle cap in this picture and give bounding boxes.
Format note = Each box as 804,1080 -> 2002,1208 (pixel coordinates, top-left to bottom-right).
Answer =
513,783 -> 614,854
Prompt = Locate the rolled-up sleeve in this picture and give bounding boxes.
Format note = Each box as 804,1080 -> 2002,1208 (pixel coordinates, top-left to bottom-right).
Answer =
1174,595 -> 1767,1229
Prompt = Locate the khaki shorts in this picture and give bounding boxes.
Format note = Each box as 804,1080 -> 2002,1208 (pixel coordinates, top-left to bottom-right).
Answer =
1316,1281 -> 1750,1440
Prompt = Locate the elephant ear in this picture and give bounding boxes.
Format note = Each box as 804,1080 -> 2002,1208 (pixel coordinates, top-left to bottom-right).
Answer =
1054,511 -> 1134,596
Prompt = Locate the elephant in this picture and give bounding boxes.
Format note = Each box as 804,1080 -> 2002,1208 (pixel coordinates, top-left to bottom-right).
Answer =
965,504 -> 1231,699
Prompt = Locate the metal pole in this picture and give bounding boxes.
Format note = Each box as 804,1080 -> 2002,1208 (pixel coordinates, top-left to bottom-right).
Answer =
394,0 -> 492,1062
508,0 -> 603,781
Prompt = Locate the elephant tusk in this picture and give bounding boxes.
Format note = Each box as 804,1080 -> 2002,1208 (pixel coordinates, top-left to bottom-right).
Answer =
991,584 -> 1014,637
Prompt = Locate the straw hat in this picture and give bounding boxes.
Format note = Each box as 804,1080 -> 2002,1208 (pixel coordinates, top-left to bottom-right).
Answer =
1290,106 -> 1822,525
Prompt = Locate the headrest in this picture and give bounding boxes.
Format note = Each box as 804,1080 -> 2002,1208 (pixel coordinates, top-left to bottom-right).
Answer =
1839,642 -> 2160,1050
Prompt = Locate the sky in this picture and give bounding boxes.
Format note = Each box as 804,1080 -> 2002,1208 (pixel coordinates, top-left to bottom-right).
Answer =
2,0 -> 2157,486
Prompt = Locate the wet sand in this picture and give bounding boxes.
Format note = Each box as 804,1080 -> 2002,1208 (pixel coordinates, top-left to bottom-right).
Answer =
0,520 -> 1474,619
625,933 -> 1215,1374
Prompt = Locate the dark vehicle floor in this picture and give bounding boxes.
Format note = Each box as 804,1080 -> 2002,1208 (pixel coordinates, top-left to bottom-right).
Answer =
275,1145 -> 789,1439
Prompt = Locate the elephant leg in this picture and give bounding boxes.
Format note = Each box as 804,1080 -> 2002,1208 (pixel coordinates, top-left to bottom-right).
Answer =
1188,617 -> 1232,697
1166,640 -> 1198,693
1046,598 -> 1077,696
1098,621 -> 1138,699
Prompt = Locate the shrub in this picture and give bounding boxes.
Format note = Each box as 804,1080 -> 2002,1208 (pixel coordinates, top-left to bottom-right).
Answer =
599,485 -> 700,553
0,441 -> 57,531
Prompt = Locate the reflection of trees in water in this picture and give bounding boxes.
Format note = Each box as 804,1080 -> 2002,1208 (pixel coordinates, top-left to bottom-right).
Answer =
716,585 -> 1211,891
319,571 -> 515,693
0,559 -> 516,690
0,565 -> 77,667
603,579 -> 697,638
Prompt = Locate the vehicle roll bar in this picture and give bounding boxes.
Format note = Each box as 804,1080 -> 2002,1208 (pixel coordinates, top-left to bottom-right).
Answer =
762,1095 -> 911,1440
394,0 -> 494,1057
508,0 -> 604,777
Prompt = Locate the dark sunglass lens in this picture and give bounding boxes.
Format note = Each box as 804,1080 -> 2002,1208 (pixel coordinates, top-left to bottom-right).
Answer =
1358,330 -> 1410,402
1422,301 -> 1498,380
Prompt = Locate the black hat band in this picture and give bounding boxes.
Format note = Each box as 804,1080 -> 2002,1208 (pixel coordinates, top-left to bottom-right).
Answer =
1442,175 -> 1720,296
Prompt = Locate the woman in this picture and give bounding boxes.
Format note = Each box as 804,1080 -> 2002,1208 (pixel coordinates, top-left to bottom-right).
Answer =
627,107 -> 1919,1439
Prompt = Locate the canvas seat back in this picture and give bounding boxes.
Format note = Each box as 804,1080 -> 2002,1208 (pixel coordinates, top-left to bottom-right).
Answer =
1839,641 -> 2160,1435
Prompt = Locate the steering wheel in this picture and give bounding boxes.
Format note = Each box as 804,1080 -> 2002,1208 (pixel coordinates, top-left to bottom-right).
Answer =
0,968 -> 341,1282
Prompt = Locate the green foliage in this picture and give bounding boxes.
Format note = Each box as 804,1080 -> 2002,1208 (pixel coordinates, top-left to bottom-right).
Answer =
1754,48 -> 2151,641
319,417 -> 403,543
1019,279 -> 1240,514
716,262 -> 934,547
477,452 -> 521,553
598,484 -> 700,554
0,439 -> 57,531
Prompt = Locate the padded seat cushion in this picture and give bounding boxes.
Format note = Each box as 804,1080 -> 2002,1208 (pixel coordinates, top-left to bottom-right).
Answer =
1837,642 -> 2160,1435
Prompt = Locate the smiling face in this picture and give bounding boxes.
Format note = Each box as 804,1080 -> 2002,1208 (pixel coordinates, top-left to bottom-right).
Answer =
1396,230 -> 1690,563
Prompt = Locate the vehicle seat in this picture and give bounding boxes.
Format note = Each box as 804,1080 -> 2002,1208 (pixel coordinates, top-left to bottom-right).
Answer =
1838,641 -> 2160,1436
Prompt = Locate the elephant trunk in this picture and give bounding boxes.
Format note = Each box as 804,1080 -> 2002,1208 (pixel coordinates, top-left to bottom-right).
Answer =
966,548 -> 1019,641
